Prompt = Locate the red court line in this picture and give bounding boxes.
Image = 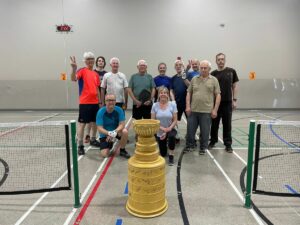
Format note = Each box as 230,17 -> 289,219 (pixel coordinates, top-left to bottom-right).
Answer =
73,154 -> 115,225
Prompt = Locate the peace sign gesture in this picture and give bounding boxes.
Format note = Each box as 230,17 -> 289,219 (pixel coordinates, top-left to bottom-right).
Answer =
70,56 -> 77,70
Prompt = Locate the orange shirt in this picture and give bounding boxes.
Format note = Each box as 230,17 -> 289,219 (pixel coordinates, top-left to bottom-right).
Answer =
76,68 -> 100,104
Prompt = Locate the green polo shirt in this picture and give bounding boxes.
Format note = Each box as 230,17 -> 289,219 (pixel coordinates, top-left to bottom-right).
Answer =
187,75 -> 221,113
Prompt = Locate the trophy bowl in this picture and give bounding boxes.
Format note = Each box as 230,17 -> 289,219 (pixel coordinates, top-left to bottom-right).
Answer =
133,119 -> 160,137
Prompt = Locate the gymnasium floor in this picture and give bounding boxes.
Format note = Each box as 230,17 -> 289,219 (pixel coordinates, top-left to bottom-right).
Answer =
0,109 -> 299,225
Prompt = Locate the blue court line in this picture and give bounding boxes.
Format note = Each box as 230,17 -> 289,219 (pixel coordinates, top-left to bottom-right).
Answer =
124,182 -> 128,194
284,184 -> 299,195
116,218 -> 123,225
269,124 -> 300,152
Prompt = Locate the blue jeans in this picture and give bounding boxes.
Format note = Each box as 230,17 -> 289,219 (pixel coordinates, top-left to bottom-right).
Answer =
186,112 -> 212,150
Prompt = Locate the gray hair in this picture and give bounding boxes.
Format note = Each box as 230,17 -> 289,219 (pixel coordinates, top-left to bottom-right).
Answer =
200,60 -> 212,68
110,57 -> 120,64
83,52 -> 95,60
137,59 -> 147,66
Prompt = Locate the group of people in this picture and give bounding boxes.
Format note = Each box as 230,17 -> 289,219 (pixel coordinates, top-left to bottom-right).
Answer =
70,52 -> 239,166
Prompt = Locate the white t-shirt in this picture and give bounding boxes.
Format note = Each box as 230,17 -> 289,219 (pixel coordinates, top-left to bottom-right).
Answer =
101,72 -> 128,103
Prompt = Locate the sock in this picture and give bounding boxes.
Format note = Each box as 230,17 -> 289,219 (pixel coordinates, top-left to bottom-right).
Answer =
78,140 -> 83,146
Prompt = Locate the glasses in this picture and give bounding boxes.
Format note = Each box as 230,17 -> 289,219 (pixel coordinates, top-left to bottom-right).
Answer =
106,99 -> 116,102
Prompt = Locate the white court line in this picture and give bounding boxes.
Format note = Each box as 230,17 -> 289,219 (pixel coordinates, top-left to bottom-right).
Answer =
14,146 -> 92,225
182,117 -> 264,225
63,116 -> 133,225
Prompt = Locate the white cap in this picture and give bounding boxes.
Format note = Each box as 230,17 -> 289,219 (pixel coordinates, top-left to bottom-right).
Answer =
83,52 -> 95,60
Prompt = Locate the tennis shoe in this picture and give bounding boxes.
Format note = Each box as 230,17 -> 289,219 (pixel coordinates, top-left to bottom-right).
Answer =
78,145 -> 85,155
199,149 -> 206,155
225,146 -> 233,153
120,149 -> 130,159
90,139 -> 101,147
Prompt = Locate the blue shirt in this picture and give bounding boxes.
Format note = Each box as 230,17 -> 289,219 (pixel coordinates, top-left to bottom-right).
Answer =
96,106 -> 125,138
187,70 -> 200,81
154,75 -> 172,89
170,75 -> 188,107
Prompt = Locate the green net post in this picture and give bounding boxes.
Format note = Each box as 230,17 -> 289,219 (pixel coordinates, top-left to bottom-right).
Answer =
71,120 -> 81,208
245,120 -> 255,208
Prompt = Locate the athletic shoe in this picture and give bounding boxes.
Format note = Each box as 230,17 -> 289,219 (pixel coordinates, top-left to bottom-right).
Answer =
84,135 -> 90,143
225,146 -> 233,153
78,145 -> 85,155
208,142 -> 216,150
175,138 -> 180,144
90,139 -> 101,147
120,149 -> 130,159
199,149 -> 206,155
168,157 -> 174,166
184,147 -> 192,153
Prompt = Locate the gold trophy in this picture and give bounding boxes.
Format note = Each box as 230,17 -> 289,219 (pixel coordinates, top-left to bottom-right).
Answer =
126,119 -> 168,218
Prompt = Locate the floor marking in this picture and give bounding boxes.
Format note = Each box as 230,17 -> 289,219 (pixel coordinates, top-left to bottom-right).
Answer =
14,146 -> 92,225
124,182 -> 128,195
181,118 -> 264,225
64,117 -> 132,225
115,218 -> 123,225
73,155 -> 115,224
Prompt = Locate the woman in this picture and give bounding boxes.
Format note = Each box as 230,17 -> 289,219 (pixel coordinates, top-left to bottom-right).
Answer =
151,86 -> 178,166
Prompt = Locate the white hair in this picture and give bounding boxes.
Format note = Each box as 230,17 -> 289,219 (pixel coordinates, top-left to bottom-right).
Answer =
110,57 -> 120,64
83,52 -> 95,60
137,59 -> 147,66
200,60 -> 212,68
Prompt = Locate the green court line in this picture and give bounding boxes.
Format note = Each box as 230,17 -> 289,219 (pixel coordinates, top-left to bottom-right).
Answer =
236,127 -> 249,135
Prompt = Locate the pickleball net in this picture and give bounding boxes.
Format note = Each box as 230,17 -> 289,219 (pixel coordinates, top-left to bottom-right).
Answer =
0,120 -> 71,195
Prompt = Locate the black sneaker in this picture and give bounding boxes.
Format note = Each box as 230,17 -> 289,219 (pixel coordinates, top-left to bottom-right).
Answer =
208,142 -> 216,150
120,149 -> 130,159
78,145 -> 85,155
225,146 -> 233,153
175,138 -> 180,144
168,157 -> 174,166
184,147 -> 192,153
90,139 -> 101,147
199,149 -> 206,155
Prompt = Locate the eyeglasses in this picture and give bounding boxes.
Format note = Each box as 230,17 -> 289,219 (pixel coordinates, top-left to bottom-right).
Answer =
106,99 -> 116,102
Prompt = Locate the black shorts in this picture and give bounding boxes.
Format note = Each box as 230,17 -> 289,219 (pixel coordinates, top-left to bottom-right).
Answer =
99,135 -> 121,150
132,104 -> 152,120
78,104 -> 99,123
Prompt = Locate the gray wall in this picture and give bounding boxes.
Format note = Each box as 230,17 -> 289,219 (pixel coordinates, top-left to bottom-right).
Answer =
0,0 -> 299,109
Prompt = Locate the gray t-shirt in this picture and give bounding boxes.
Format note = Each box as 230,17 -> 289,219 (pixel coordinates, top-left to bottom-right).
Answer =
151,101 -> 178,137
128,73 -> 155,104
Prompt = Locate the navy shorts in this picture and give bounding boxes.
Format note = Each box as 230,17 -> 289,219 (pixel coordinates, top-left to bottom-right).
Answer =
99,135 -> 121,150
78,104 -> 99,123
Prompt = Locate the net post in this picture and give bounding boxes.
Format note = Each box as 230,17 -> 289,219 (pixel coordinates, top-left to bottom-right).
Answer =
70,120 -> 81,208
245,120 -> 255,208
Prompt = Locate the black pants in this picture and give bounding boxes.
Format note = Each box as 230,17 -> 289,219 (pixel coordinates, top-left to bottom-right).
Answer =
156,129 -> 177,157
210,101 -> 232,147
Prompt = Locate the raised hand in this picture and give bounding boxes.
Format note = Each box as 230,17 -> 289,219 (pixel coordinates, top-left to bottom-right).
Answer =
70,56 -> 77,70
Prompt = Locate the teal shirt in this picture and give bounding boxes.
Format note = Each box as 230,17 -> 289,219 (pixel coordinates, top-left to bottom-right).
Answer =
128,73 -> 155,104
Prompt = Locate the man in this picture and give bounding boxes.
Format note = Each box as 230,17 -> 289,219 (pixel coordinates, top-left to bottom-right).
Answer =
209,53 -> 239,153
96,94 -> 130,158
185,60 -> 221,155
70,52 -> 101,155
128,59 -> 156,120
186,59 -> 200,81
100,57 -> 128,110
154,62 -> 175,101
84,55 -> 107,144
170,59 -> 190,143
